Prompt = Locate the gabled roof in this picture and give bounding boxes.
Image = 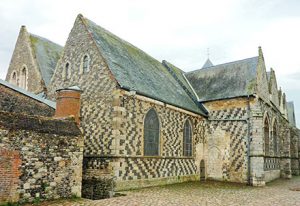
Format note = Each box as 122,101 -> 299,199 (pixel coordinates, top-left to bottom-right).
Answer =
185,57 -> 258,102
80,15 -> 207,116
162,60 -> 208,114
202,58 -> 214,69
162,60 -> 199,101
29,34 -> 63,86
0,79 -> 56,109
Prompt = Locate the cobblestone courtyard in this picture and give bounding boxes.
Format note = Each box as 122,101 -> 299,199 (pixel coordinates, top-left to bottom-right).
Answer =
27,177 -> 300,206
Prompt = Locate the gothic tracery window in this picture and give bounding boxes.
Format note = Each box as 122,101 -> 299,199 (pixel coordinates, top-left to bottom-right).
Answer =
144,108 -> 160,156
183,119 -> 192,157
264,117 -> 270,156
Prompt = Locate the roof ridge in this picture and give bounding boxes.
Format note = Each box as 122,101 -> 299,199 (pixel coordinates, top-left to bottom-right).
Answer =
187,56 -> 259,74
29,33 -> 63,48
82,16 -> 164,71
78,14 -> 207,116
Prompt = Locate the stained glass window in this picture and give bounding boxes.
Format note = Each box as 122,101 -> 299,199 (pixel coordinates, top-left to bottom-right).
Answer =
183,120 -> 192,156
144,109 -> 159,156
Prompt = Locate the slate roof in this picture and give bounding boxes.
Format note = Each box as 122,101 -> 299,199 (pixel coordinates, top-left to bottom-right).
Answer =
287,101 -> 296,126
0,79 -> 56,109
29,34 -> 63,86
185,57 -> 258,102
80,15 -> 207,116
162,60 -> 199,101
202,58 -> 214,69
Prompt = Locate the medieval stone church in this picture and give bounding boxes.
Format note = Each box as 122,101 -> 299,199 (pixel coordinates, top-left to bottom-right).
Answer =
2,14 -> 300,200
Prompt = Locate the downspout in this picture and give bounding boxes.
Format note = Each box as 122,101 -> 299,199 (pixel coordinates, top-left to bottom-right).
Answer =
246,95 -> 251,185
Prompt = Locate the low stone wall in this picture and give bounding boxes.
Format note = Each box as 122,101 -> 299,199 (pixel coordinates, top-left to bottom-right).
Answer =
0,111 -> 83,204
0,84 -> 54,117
82,177 -> 115,199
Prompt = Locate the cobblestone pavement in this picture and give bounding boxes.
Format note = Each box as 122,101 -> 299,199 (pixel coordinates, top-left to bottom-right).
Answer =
28,177 -> 300,206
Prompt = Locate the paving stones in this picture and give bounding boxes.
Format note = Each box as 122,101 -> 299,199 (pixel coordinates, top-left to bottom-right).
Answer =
25,176 -> 300,206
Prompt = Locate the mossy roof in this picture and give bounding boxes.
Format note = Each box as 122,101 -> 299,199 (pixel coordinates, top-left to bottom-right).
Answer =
81,16 -> 207,116
29,34 -> 63,86
185,57 -> 258,102
162,60 -> 199,101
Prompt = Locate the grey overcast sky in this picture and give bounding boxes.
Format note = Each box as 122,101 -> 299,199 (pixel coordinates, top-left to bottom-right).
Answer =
0,0 -> 299,127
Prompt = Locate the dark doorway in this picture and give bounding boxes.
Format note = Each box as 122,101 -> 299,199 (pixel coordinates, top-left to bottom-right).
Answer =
200,159 -> 205,181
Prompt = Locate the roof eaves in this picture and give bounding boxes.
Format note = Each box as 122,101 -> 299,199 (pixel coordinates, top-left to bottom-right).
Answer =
120,85 -> 208,117
200,94 -> 255,103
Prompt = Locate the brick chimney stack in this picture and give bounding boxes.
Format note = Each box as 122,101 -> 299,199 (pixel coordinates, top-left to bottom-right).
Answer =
55,86 -> 82,124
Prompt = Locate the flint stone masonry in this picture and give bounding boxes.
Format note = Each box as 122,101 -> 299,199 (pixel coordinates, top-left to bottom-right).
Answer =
0,84 -> 54,117
4,14 -> 299,202
83,90 -> 206,191
0,112 -> 83,204
5,26 -> 44,93
5,26 -> 63,94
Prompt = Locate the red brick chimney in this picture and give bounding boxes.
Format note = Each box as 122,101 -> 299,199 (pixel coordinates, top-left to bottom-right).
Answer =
55,86 -> 82,124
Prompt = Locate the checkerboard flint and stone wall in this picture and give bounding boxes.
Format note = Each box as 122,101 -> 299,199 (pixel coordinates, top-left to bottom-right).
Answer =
83,90 -> 206,190
204,98 -> 249,183
47,16 -> 118,157
48,17 -> 207,191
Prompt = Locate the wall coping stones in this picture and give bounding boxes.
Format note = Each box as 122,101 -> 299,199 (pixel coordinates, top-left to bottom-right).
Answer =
0,111 -> 81,136
0,79 -> 56,109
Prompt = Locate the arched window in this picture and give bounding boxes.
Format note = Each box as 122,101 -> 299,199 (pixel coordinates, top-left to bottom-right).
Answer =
144,108 -> 160,156
82,55 -> 90,73
20,67 -> 27,89
11,71 -> 17,86
273,121 -> 278,155
264,117 -> 270,156
65,63 -> 70,79
183,119 -> 192,156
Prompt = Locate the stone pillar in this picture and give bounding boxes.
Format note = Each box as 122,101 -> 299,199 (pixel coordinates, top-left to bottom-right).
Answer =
290,127 -> 299,175
280,126 -> 292,179
111,89 -> 125,156
249,111 -> 265,186
55,86 -> 82,124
